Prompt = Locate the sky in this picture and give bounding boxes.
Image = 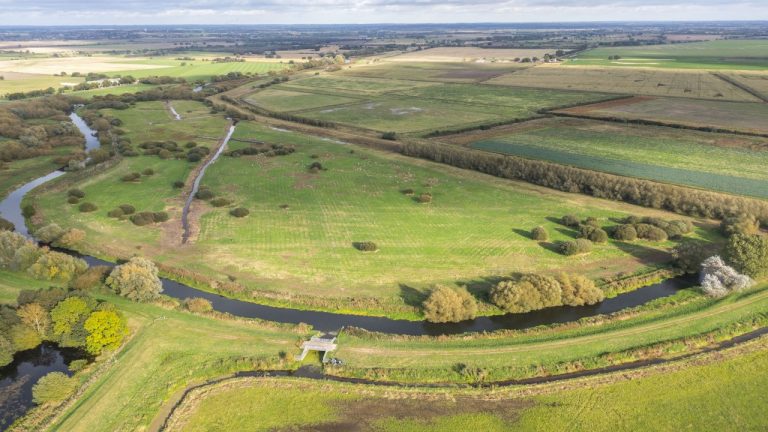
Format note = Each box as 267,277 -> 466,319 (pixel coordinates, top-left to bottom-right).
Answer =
0,0 -> 766,25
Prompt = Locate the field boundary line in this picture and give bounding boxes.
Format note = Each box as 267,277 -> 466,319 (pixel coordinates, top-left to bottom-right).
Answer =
711,72 -> 768,103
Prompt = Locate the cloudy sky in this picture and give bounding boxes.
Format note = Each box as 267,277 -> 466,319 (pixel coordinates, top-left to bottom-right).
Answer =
0,1 -> 766,25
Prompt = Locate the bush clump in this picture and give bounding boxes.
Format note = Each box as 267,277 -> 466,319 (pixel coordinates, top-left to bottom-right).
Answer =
724,233 -> 768,279
67,189 -> 85,199
22,205 -> 35,218
130,212 -> 166,226
173,181 -> 185,189
121,172 -> 141,182
416,193 -> 432,204
635,224 -> 668,242
559,239 -> 593,256
531,226 -> 548,241
381,131 -> 397,140
32,372 -> 77,404
700,255 -> 754,297
587,227 -> 608,243
67,196 -> 80,204
561,214 -> 580,228
195,188 -> 214,200
107,208 -> 124,218
354,241 -> 378,252
0,217 -> 14,232
210,198 -> 232,207
721,214 -> 760,237
142,168 -> 155,176
230,207 -> 249,218
308,161 -> 324,173
612,224 -> 637,241
422,286 -> 477,323
118,204 -> 135,215
184,297 -> 213,313
78,202 -> 97,213
490,272 -> 603,313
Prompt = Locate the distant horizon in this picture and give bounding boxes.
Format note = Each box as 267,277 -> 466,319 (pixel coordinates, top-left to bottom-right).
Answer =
1,1 -> 766,26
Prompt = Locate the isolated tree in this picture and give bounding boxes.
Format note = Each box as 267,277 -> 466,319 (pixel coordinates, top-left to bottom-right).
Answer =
724,234 -> 768,279
106,257 -> 163,302
422,285 -> 477,323
587,228 -> 609,244
16,302 -> 50,337
32,372 -> 77,404
83,310 -> 128,355
561,214 -> 580,227
559,239 -> 593,256
531,226 -> 548,241
700,256 -> 754,298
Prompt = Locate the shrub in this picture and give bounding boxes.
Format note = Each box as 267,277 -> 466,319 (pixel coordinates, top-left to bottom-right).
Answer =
308,161 -> 324,172
130,212 -> 155,226
587,228 -> 608,244
0,218 -> 13,232
401,188 -> 415,196
78,202 -> 97,213
142,168 -> 155,176
210,198 -> 232,207
57,229 -> 85,248
184,297 -> 213,313
721,214 -> 760,237
416,193 -> 432,204
381,131 -> 397,140
422,286 -> 477,323
354,241 -> 378,252
556,273 -> 604,306
118,204 -> 135,215
583,217 -> 600,228
559,214 -> 578,227
22,204 -> 35,219
672,240 -> 711,274
173,181 -> 185,189
67,189 -> 85,198
635,224 -> 668,242
531,226 -> 548,241
32,372 -> 77,404
121,172 -> 141,182
106,257 -> 162,302
152,212 -> 169,223
230,207 -> 249,218
490,274 -> 562,313
613,224 -> 637,241
35,224 -> 65,244
700,256 -> 754,297
70,266 -> 110,291
195,188 -> 214,200
107,208 -> 124,218
68,359 -> 88,373
187,153 -> 201,162
559,239 -> 592,256
724,234 -> 768,279
158,149 -> 173,159
67,196 -> 80,204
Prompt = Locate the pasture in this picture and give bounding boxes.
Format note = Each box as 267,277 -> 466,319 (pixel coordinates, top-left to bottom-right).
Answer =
486,66 -> 761,102
30,120 -> 707,316
282,75 -> 437,95
568,40 -> 768,70
388,47 -> 556,62
243,87 -> 361,112
105,57 -> 289,81
457,117 -> 768,198
555,96 -> 768,135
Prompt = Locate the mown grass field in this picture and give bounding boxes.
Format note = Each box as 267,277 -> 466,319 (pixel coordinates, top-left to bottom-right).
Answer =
99,100 -> 229,149
282,75 -> 437,95
568,40 -> 768,70
46,293 -> 308,432
243,87 -> 362,112
557,96 -> 768,135
167,337 -> 768,432
332,285 -> 768,383
106,57 -> 289,81
460,118 -> 768,198
487,66 -> 761,101
31,119 -> 710,316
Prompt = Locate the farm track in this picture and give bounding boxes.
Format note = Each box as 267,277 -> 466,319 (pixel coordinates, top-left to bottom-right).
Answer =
711,72 -> 768,103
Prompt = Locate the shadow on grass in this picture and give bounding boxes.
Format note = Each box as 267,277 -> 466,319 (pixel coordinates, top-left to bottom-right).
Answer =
399,284 -> 428,308
456,275 -> 509,302
538,241 -> 563,255
512,228 -> 533,240
613,240 -> 673,266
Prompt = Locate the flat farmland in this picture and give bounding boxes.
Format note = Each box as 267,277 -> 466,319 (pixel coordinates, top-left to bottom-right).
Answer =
243,87 -> 362,112
108,57 -> 289,81
0,71 -> 84,95
568,40 -> 768,70
727,72 -> 768,99
342,61 -> 527,83
388,47 -> 556,62
455,118 -> 768,198
555,96 -> 768,135
487,66 -> 760,102
281,75 -> 437,95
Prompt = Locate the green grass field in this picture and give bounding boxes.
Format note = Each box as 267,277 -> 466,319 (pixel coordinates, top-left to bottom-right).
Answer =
283,75 -> 438,95
342,61 -> 527,83
166,337 -> 768,432
0,269 -> 62,304
106,58 -> 289,81
464,118 -> 768,198
568,40 -> 768,70
30,119 -> 707,317
243,87 -> 362,112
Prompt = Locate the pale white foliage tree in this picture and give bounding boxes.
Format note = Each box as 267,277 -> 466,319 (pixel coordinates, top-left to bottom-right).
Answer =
700,256 -> 755,298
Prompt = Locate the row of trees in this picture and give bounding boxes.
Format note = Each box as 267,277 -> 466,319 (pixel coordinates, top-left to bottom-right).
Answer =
402,141 -> 768,225
421,272 -> 605,322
